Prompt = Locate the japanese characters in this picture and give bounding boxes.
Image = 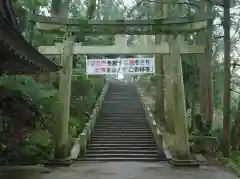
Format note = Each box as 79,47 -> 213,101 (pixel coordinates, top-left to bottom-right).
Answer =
86,57 -> 155,75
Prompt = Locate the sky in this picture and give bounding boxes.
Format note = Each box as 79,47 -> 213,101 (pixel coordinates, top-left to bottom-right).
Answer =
123,0 -> 134,6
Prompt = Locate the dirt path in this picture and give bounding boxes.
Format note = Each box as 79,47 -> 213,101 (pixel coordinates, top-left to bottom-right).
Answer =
44,162 -> 237,179
1,162 -> 237,179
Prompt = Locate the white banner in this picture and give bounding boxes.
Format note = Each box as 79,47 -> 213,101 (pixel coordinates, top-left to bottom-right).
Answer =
86,57 -> 155,75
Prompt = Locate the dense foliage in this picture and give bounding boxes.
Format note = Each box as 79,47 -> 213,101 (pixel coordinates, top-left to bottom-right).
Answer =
0,73 -> 104,165
0,0 -> 111,165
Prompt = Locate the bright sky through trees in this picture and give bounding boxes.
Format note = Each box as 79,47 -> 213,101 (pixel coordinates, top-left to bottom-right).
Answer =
123,0 -> 134,6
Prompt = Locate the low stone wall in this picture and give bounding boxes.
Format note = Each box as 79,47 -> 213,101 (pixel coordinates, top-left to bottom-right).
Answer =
69,81 -> 110,159
136,85 -> 172,160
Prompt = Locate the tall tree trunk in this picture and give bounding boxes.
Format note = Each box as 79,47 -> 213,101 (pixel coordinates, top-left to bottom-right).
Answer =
205,3 -> 213,125
190,94 -> 197,133
223,0 -> 231,158
51,0 -> 62,16
86,0 -> 96,19
154,2 -> 166,125
197,1 -> 213,127
25,9 -> 37,44
154,3 -> 173,129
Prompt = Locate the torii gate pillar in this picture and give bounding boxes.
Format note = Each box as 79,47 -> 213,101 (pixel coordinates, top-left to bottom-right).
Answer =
55,33 -> 74,158
169,35 -> 190,158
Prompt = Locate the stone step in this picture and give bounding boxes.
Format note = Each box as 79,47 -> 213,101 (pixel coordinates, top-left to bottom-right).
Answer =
86,149 -> 159,154
96,123 -> 149,126
108,89 -> 136,91
106,90 -> 137,92
109,92 -> 135,95
94,123 -> 149,127
104,99 -> 140,101
101,113 -> 145,116
96,119 -> 147,123
103,101 -> 141,104
94,126 -> 150,129
105,97 -> 139,99
96,121 -> 148,126
103,104 -> 143,110
103,104 -> 142,106
101,113 -> 146,116
99,115 -> 147,119
105,95 -> 139,98
91,138 -> 156,142
89,140 -> 156,144
91,135 -> 155,139
89,143 -> 157,147
105,97 -> 138,99
91,135 -> 154,139
96,119 -> 147,122
98,116 -> 146,120
95,126 -> 149,129
94,129 -> 150,132
102,110 -> 144,112
94,124 -> 150,128
104,97 -> 139,99
96,121 -> 148,124
91,133 -> 153,137
103,107 -> 142,109
104,101 -> 140,103
103,103 -> 139,106
92,130 -> 152,134
93,129 -> 151,133
103,104 -> 142,107
87,146 -> 157,151
106,88 -> 136,90
106,91 -> 137,93
95,124 -> 148,128
83,83 -> 165,162
101,109 -> 144,112
91,134 -> 153,138
85,153 -> 160,158
104,97 -> 140,99
104,99 -> 140,102
97,121 -> 147,124
81,157 -> 162,162
95,129 -> 150,132
107,90 -> 137,91
96,121 -> 147,124
101,111 -> 145,114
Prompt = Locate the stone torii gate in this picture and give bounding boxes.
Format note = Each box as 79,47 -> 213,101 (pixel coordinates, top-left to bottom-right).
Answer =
31,14 -> 208,160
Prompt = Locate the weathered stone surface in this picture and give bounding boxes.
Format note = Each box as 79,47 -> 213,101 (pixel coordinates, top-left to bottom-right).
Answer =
1,162 -> 236,179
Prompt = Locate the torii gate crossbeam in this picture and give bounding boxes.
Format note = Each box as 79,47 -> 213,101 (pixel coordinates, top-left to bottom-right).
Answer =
38,43 -> 204,55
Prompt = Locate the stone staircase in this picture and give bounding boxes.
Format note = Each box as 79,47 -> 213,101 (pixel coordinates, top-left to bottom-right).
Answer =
84,82 -> 166,161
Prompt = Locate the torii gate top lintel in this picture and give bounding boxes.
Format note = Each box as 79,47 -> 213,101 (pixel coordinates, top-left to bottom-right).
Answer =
31,15 -> 211,35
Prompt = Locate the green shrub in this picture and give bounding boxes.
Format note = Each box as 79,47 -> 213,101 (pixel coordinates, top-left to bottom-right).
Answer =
0,74 -> 105,165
